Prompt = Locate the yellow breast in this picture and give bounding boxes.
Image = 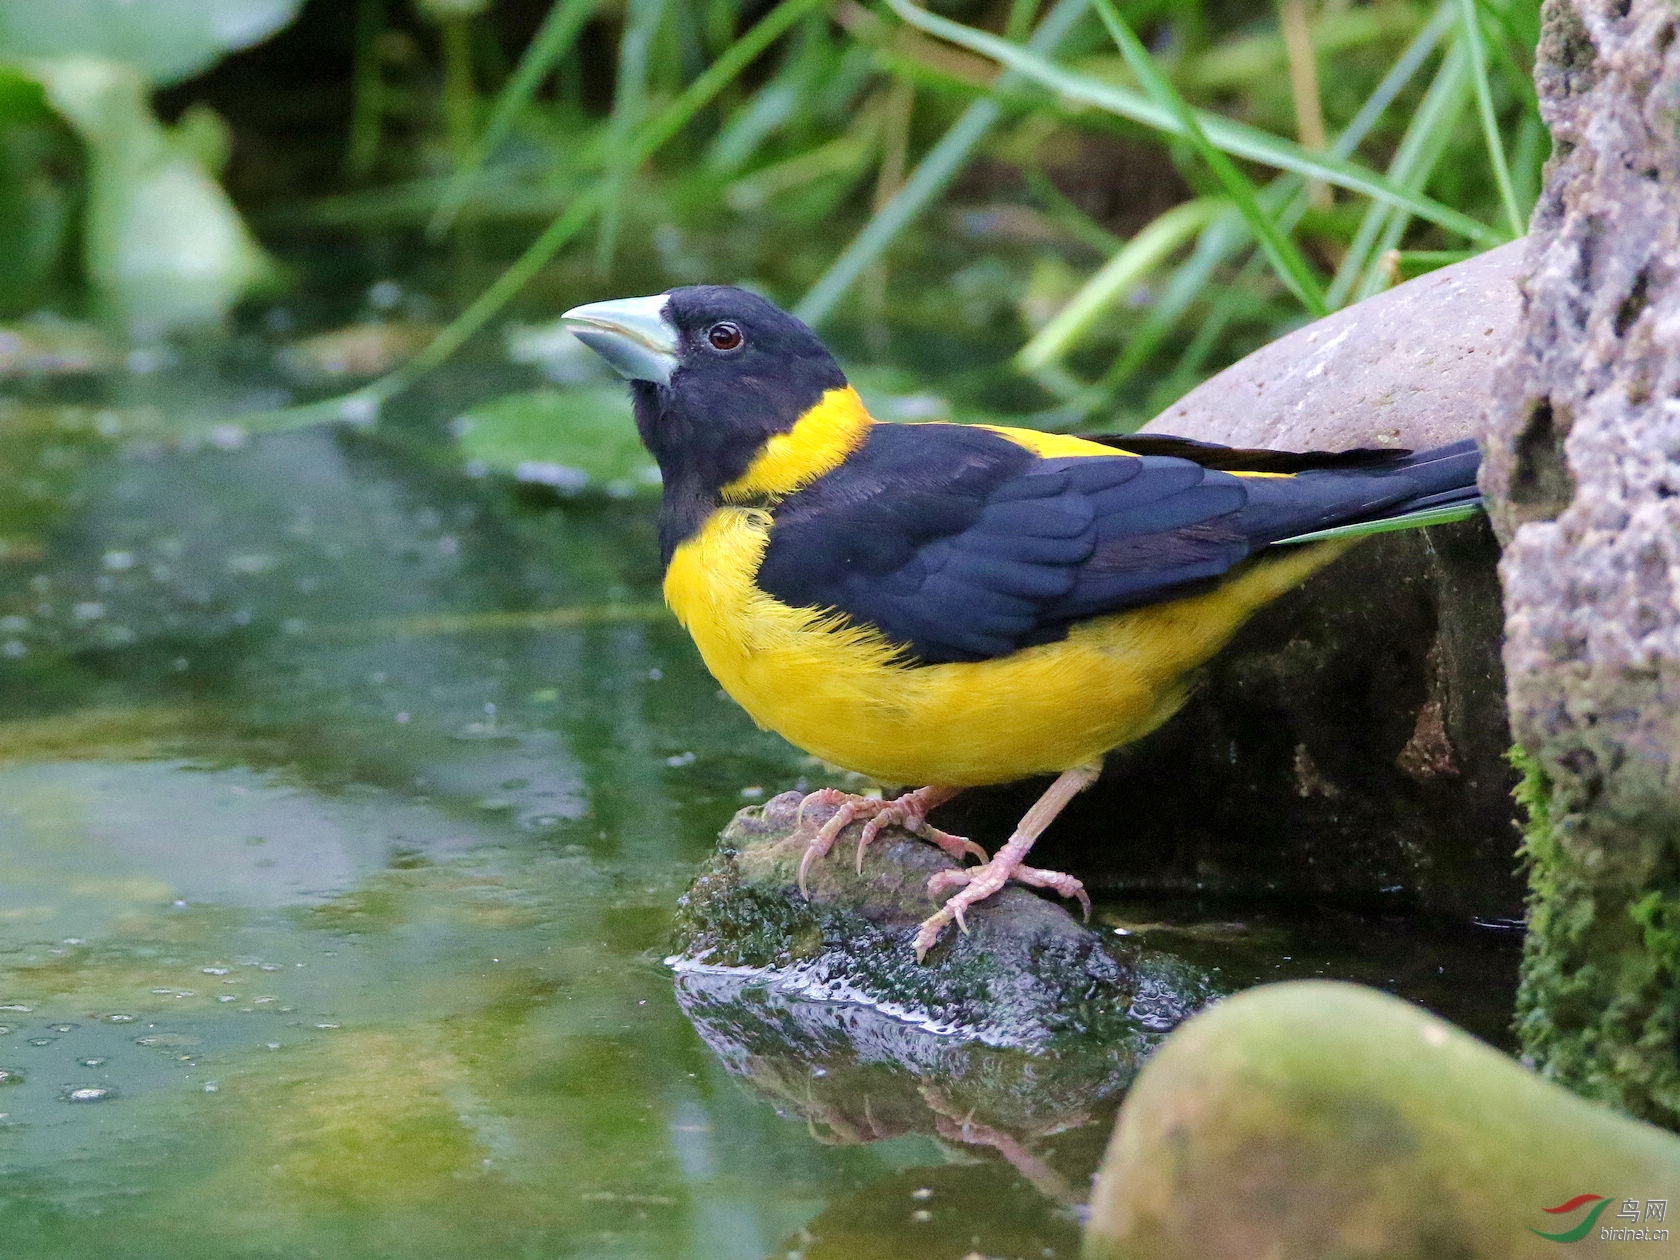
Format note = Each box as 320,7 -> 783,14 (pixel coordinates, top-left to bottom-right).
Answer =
661,505 -> 1348,787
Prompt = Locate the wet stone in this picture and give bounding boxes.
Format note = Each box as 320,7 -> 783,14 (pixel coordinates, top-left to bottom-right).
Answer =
669,792 -> 1224,1051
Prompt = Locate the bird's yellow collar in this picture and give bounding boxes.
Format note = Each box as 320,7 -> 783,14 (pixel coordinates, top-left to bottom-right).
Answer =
719,386 -> 872,503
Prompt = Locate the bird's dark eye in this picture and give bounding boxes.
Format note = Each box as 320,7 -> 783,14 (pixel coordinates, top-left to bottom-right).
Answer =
707,322 -> 743,352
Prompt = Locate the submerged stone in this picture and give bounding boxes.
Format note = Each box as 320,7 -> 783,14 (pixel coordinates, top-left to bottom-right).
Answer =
670,791 -> 1222,1051
1084,982 -> 1680,1260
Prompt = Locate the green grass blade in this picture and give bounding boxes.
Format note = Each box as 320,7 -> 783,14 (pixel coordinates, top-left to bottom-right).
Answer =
1336,0 -> 1457,166
633,0 -> 830,161
1326,35 -> 1472,308
1024,166 -> 1125,254
1018,197 -> 1225,372
706,24 -> 819,174
793,0 -> 1090,328
1061,2 -> 1453,398
596,0 -> 670,275
1146,249 -> 1272,414
1090,0 -> 1326,316
1274,501 -> 1483,544
1456,0 -> 1524,237
344,0 -> 385,181
886,0 -> 1501,245
427,0 -> 596,238
1353,43 -> 1474,300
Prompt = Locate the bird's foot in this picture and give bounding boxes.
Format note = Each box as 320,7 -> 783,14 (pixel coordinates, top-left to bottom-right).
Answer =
793,785 -> 979,896
913,853 -> 1090,962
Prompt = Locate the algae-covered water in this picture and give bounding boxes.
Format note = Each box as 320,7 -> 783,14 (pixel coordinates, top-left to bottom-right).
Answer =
0,304 -> 1518,1259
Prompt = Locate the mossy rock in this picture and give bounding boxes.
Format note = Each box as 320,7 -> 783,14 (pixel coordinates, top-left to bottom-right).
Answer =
1085,981 -> 1680,1259
670,791 -> 1222,1050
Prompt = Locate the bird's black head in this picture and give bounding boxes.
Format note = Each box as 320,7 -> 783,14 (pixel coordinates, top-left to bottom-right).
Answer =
563,286 -> 849,518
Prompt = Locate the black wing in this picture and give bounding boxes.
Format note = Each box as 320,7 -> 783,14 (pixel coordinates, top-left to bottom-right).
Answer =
755,424 -> 1476,665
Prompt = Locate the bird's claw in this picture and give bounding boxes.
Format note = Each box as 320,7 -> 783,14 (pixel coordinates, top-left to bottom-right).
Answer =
792,786 -> 978,896
852,797 -> 983,874
794,788 -> 857,897
913,857 -> 1089,960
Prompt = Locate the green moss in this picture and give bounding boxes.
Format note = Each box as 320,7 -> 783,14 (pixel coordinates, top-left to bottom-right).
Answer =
1510,743 -> 1680,1129
669,805 -> 1219,1048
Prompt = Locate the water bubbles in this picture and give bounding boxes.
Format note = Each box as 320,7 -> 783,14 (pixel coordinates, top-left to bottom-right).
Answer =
0,1068 -> 23,1086
78,1058 -> 106,1068
60,1087 -> 113,1103
0,1004 -> 33,1014
665,752 -> 696,768
27,1037 -> 57,1047
201,967 -> 231,976
45,1023 -> 76,1033
102,1013 -> 137,1024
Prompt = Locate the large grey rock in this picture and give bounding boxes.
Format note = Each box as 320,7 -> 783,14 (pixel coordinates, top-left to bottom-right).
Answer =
1481,0 -> 1680,1126
1148,239 -> 1526,451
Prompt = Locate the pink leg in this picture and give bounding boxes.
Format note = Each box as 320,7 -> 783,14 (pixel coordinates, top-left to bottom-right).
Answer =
913,763 -> 1101,961
920,1086 -> 1081,1207
794,785 -> 983,896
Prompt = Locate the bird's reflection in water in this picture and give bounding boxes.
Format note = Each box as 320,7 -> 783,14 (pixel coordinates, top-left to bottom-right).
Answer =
674,965 -> 1136,1213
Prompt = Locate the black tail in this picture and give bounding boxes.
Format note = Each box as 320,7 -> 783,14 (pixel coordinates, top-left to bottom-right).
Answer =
1266,438 -> 1484,545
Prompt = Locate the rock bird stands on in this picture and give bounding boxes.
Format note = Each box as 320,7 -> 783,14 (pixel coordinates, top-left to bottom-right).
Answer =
564,286 -> 1481,960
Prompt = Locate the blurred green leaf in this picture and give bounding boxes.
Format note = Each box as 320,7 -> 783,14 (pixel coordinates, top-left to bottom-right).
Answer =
0,0 -> 302,88
452,388 -> 658,496
28,57 -> 273,332
0,68 -> 78,312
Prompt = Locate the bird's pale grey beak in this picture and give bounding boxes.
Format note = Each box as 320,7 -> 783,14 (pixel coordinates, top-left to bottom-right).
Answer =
561,294 -> 678,385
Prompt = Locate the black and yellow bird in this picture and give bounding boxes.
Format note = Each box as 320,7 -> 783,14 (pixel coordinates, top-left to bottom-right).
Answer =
563,286 -> 1481,959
